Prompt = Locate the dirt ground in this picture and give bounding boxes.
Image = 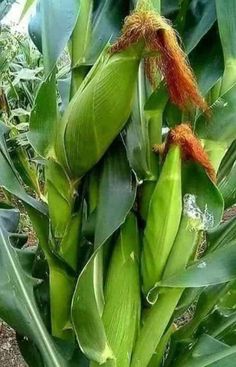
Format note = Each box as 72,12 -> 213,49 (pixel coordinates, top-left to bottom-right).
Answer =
0,322 -> 26,367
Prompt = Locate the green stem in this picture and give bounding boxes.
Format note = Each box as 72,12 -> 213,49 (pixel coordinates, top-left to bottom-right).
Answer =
25,205 -> 76,341
131,288 -> 183,367
148,325 -> 174,367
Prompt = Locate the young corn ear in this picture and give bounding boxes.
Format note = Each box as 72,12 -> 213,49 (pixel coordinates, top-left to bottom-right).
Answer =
131,210 -> 202,367
141,144 -> 182,297
142,124 -> 216,296
59,3 -> 207,180
164,124 -> 216,182
93,213 -> 141,367
60,45 -> 142,179
133,126 -> 216,366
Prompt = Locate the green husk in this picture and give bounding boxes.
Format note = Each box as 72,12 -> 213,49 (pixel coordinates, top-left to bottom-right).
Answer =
131,288 -> 182,367
94,213 -> 141,366
59,45 -> 143,179
141,145 -> 182,296
132,210 -> 201,367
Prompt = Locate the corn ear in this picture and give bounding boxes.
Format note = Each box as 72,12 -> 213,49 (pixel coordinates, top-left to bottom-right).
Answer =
141,145 -> 182,296
97,213 -> 141,366
72,249 -> 114,365
132,205 -> 202,367
60,45 -> 142,179
132,288 -> 182,367
163,214 -> 200,279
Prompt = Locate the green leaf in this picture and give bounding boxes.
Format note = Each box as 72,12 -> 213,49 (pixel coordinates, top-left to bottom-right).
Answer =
58,76 -> 71,112
95,140 -> 137,246
192,334 -> 230,357
211,355 -> 236,367
28,2 -> 42,52
207,216 -> 236,252
70,0 -> 92,68
216,0 -> 236,93
190,28 -> 224,96
20,0 -> 36,21
182,0 -> 216,54
218,140 -> 236,181
0,208 -> 69,367
40,0 -> 80,74
28,74 -> 57,158
70,0 -> 93,94
161,0 -> 180,16
196,0 -> 236,142
197,298 -> 236,341
12,149 -> 41,198
182,162 -> 224,228
219,163 -> 236,208
175,285 -> 227,341
176,334 -> 236,367
125,66 -> 152,180
126,79 -> 168,180
161,241 -> 236,288
202,140 -> 227,174
196,85 -> 236,144
86,0 -> 130,64
0,123 -> 46,215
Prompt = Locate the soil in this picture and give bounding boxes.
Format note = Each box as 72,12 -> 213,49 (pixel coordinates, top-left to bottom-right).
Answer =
0,322 -> 26,367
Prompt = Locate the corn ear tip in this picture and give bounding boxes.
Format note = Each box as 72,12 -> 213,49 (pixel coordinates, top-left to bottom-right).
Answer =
157,123 -> 216,182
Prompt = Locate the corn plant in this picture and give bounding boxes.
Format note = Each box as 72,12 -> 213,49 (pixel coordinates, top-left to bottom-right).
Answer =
1,0 -> 236,366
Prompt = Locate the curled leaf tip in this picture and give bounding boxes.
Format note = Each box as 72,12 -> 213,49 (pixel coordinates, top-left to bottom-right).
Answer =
111,9 -> 208,112
167,123 -> 216,182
